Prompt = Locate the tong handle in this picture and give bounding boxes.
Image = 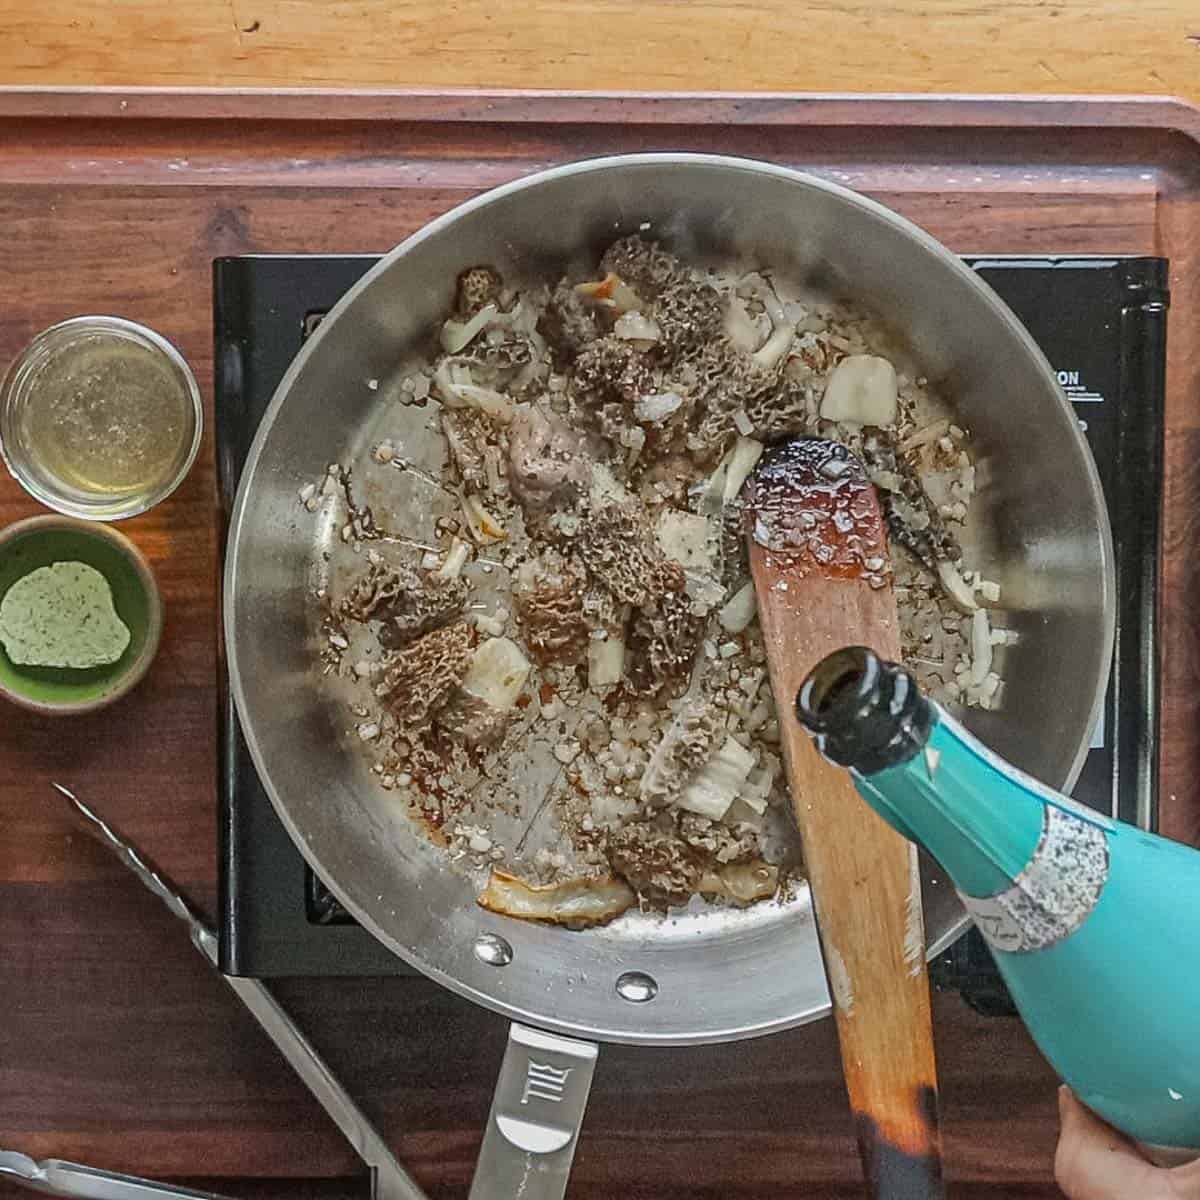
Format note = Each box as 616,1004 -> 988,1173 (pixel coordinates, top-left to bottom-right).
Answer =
1,1155 -> 236,1200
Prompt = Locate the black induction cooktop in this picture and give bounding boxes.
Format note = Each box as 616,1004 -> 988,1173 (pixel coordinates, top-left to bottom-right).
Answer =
214,253 -> 1167,1008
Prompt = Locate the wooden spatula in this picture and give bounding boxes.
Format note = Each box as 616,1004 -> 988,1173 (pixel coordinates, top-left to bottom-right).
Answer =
747,437 -> 944,1199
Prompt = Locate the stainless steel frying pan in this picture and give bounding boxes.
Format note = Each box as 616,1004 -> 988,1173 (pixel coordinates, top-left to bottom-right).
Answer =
225,155 -> 1114,1196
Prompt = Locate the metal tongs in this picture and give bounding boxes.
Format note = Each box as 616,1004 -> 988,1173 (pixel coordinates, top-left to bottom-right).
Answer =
0,785 -> 427,1200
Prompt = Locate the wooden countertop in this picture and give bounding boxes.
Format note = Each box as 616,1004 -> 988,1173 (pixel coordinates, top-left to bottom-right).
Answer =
0,0 -> 1197,101
0,8 -> 1196,1193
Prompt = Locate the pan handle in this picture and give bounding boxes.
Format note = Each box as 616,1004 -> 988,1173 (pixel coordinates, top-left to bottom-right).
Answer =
468,1023 -> 599,1200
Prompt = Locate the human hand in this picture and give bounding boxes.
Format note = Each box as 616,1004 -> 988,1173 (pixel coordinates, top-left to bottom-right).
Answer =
1055,1086 -> 1200,1199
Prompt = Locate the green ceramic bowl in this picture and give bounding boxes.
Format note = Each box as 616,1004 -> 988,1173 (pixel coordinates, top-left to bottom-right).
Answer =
0,515 -> 162,715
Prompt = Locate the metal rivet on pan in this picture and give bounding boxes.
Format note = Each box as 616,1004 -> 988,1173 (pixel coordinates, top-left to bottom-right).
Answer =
474,932 -> 514,966
615,971 -> 658,1002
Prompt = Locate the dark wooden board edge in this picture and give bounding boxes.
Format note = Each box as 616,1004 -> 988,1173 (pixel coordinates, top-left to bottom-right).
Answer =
0,87 -> 1199,140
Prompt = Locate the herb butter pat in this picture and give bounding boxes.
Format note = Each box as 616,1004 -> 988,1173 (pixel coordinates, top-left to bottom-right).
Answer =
0,561 -> 131,668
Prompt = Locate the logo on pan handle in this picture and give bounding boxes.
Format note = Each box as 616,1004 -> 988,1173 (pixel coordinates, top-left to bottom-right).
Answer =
521,1061 -> 573,1105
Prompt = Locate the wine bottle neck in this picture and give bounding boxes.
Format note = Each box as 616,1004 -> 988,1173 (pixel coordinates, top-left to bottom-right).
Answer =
795,646 -> 1110,898
795,645 -> 934,772
855,715 -> 1046,897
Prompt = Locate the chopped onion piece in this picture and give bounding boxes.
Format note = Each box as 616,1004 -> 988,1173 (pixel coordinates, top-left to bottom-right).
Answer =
738,272 -> 786,323
698,860 -> 779,905
461,637 -> 530,712
634,391 -> 684,425
490,296 -> 532,333
440,302 -> 498,353
641,699 -> 704,801
435,535 -> 472,579
621,425 -> 646,468
685,574 -> 727,611
484,444 -> 506,494
588,630 -> 626,691
434,360 -> 514,422
936,559 -> 978,612
473,613 -> 506,638
921,470 -> 957,510
461,493 -> 507,544
456,384 -> 514,423
656,508 -> 712,573
718,580 -> 758,633
743,700 -> 771,734
900,419 -> 951,453
574,272 -> 643,314
724,295 -> 763,353
752,322 -> 795,370
732,408 -> 755,437
477,870 -> 635,927
614,311 -> 661,343
589,462 -> 634,509
441,413 -> 476,480
679,736 -> 757,821
868,468 -> 903,493
725,803 -> 762,829
700,456 -> 729,517
737,761 -> 776,816
970,608 -> 993,687
723,436 -> 765,503
739,668 -> 765,701
820,355 -> 899,427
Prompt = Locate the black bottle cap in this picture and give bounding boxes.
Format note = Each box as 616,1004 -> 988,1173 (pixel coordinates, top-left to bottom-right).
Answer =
796,646 -> 934,775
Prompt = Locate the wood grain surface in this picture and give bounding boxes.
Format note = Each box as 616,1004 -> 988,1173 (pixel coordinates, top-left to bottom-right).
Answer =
2,93 -> 1200,1199
0,0 -> 1198,101
750,443 -> 942,1195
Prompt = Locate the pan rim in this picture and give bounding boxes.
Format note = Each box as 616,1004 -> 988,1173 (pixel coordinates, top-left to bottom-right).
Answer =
224,151 -> 1115,1044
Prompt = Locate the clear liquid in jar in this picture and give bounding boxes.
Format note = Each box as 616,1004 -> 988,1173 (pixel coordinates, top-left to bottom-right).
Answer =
21,332 -> 193,499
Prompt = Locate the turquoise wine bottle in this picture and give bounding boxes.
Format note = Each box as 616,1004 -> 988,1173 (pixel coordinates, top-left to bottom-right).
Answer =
796,646 -> 1200,1162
